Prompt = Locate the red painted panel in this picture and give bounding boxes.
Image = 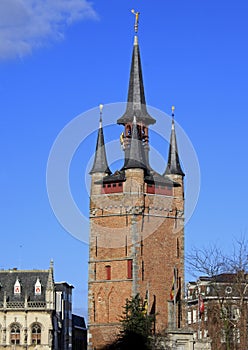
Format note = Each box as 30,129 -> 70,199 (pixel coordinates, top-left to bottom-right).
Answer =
146,184 -> 172,196
127,260 -> 132,279
101,183 -> 123,194
106,265 -> 111,280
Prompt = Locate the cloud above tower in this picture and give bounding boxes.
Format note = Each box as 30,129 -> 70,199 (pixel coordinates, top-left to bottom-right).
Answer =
0,0 -> 97,60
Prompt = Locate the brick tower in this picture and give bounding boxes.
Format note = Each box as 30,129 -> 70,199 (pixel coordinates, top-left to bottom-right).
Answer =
88,29 -> 185,350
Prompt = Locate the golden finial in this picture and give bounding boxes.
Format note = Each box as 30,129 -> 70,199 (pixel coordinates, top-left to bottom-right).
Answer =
131,9 -> 140,33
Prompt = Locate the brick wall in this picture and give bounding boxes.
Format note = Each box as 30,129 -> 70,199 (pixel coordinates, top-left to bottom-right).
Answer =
88,170 -> 185,349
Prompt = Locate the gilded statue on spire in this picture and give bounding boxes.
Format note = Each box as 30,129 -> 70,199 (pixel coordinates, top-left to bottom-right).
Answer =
131,9 -> 140,33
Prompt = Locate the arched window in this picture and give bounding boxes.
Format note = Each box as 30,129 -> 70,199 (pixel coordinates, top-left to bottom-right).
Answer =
10,324 -> 20,344
32,324 -> 41,344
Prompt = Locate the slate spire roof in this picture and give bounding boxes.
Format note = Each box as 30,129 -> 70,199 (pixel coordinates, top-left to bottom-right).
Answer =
90,110 -> 111,175
122,115 -> 147,170
117,35 -> 156,126
164,110 -> 184,176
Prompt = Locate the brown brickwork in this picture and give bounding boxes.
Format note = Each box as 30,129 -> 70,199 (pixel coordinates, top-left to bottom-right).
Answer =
88,169 -> 185,349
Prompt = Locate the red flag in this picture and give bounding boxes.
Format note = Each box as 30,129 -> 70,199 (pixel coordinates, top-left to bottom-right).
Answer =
198,294 -> 204,318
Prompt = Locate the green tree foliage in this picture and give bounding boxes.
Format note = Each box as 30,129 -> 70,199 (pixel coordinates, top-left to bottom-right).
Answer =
102,294 -> 155,350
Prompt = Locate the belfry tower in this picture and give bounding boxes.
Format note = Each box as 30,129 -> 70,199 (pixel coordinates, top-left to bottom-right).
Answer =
88,14 -> 185,350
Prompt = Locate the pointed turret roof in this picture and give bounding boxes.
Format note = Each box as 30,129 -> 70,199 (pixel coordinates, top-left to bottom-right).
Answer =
164,110 -> 184,176
90,111 -> 111,175
117,35 -> 156,126
122,115 -> 147,170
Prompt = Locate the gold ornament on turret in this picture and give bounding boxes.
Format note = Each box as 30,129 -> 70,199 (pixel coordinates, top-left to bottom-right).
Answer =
120,132 -> 125,150
131,9 -> 140,33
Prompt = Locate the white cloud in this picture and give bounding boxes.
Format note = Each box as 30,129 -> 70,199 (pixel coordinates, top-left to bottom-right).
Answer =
0,0 -> 97,60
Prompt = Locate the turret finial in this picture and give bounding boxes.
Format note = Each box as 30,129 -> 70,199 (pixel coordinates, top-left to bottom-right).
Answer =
171,105 -> 175,119
131,9 -> 140,33
99,104 -> 103,125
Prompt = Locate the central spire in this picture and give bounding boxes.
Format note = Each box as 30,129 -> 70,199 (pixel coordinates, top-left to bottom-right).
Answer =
117,11 -> 155,126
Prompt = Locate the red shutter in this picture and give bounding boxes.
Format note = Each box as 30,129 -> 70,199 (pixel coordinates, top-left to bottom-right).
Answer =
106,265 -> 111,280
127,260 -> 133,279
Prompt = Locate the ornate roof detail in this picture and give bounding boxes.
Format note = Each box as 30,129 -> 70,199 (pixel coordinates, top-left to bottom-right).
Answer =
122,115 -> 147,170
0,269 -> 50,303
117,36 -> 156,126
95,170 -> 126,184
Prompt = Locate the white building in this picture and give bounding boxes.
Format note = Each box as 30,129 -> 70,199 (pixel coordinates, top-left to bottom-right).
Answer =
0,261 -> 73,349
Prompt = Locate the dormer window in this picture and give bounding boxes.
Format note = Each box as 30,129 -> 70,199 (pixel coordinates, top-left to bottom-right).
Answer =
35,278 -> 42,295
14,278 -> 21,295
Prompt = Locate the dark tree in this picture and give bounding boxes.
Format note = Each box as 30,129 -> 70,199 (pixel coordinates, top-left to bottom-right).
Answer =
101,294 -> 155,350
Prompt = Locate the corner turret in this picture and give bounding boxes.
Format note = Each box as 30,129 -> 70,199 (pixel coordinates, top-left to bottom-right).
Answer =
90,105 -> 111,176
164,107 -> 184,177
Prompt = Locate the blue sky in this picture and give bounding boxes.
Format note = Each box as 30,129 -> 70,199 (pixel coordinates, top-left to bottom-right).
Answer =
1,0 -> 248,318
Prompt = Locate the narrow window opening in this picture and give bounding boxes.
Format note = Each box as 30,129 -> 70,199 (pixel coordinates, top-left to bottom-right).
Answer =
142,260 -> 144,281
177,238 -> 180,258
95,236 -> 98,257
93,296 -> 96,322
94,263 -> 96,280
141,236 -> 143,256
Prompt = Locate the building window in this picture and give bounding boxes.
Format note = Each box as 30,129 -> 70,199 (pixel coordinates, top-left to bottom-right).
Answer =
14,278 -> 21,294
234,328 -> 240,343
187,311 -> 192,324
10,324 -> 20,344
221,329 -> 226,343
231,306 -> 240,320
193,309 -> 197,323
56,291 -> 62,312
106,265 -> 111,280
35,278 -> 42,295
127,260 -> 133,279
32,324 -> 41,345
204,308 -> 208,321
